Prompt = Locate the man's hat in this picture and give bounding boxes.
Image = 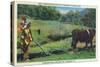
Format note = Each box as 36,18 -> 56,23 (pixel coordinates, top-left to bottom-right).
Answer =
22,16 -> 26,20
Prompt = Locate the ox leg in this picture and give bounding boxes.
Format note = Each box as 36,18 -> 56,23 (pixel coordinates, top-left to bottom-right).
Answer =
85,41 -> 92,49
71,41 -> 77,49
85,42 -> 88,49
90,41 -> 93,48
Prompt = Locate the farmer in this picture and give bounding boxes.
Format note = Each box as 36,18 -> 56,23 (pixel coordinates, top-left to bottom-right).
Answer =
18,16 -> 28,32
18,16 -> 33,61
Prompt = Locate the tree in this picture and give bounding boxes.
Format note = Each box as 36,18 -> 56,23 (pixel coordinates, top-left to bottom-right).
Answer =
60,10 -> 81,24
17,4 -> 60,20
81,8 -> 96,28
73,11 -> 81,25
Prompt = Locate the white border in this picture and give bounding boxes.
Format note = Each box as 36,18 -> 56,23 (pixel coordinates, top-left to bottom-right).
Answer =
12,1 -> 98,66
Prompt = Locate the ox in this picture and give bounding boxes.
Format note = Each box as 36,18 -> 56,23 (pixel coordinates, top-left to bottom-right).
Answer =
71,29 -> 95,49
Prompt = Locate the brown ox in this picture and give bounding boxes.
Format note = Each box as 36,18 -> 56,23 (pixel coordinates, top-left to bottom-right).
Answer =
71,29 -> 95,49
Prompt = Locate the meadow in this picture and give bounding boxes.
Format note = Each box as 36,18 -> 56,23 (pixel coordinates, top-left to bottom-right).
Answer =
17,19 -> 96,62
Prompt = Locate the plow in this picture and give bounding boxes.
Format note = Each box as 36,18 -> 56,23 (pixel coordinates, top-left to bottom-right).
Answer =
32,39 -> 50,56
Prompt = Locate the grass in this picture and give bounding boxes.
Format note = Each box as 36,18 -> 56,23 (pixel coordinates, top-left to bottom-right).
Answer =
17,19 -> 96,62
17,38 -> 71,54
18,37 -> 95,62
29,50 -> 95,62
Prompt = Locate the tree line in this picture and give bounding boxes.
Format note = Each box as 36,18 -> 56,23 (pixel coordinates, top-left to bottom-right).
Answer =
18,4 -> 60,20
60,8 -> 96,28
18,4 -> 96,28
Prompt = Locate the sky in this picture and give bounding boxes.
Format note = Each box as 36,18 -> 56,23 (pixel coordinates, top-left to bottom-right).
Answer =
55,5 -> 85,14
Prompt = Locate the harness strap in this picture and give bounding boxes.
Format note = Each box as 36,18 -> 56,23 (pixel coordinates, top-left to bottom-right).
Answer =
86,29 -> 90,41
86,29 -> 90,35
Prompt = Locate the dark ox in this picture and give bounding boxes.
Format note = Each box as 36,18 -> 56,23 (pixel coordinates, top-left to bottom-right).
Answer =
71,29 -> 95,49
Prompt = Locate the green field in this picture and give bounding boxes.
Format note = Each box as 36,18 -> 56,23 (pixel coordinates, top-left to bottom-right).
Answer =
17,19 -> 96,62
